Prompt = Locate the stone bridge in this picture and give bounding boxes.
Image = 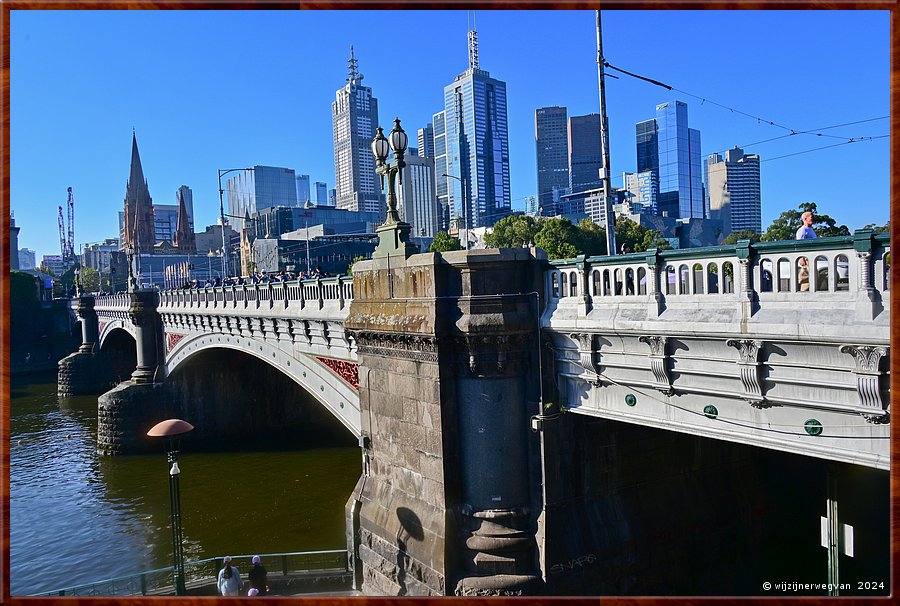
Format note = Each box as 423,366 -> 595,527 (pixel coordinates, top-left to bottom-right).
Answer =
58,227 -> 890,596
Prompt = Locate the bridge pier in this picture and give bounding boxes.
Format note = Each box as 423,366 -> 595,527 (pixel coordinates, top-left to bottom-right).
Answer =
58,295 -> 112,396
97,289 -> 167,455
345,235 -> 546,596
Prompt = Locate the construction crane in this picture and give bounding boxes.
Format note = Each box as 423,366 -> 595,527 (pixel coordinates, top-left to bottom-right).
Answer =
66,187 -> 75,264
58,206 -> 67,262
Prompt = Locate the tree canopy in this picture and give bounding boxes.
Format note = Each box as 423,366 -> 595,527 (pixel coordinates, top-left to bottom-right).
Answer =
761,202 -> 850,242
484,215 -> 539,249
722,229 -> 762,245
429,230 -> 463,253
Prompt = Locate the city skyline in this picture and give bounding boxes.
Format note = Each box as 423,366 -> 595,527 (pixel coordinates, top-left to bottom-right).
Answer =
11,9 -> 890,261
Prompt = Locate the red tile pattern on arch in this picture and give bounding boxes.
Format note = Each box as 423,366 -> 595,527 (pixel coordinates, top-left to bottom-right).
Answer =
315,356 -> 359,391
166,332 -> 185,353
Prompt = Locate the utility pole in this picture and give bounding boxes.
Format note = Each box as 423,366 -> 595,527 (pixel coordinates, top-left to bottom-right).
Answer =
597,10 -> 617,256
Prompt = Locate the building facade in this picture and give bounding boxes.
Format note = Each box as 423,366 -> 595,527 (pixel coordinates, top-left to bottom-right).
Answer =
82,239 -> 120,273
332,48 -> 382,218
432,111 -> 449,229
705,146 -> 762,235
315,181 -> 329,206
252,205 -> 380,241
622,170 -> 658,215
535,106 -> 570,217
226,165 -> 299,230
568,113 -> 602,194
18,248 -> 36,271
397,154 -> 439,238
175,186 -> 194,230
437,26 -> 511,231
636,101 -> 703,219
10,213 -> 19,270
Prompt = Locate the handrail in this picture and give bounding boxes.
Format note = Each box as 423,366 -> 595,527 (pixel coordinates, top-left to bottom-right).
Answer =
30,549 -> 349,597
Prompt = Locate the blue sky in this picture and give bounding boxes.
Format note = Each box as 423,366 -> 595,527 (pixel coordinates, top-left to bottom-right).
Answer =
10,9 -> 890,261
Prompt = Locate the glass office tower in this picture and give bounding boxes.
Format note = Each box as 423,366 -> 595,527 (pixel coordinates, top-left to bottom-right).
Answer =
227,165 -> 298,230
635,100 -> 703,219
437,27 -> 511,230
568,113 -> 602,194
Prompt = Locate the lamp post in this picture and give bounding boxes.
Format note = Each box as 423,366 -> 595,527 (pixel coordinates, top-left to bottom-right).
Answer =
147,418 -> 194,596
125,246 -> 137,292
207,250 -> 215,281
371,118 -> 408,225
217,167 -> 254,278
442,173 -> 468,250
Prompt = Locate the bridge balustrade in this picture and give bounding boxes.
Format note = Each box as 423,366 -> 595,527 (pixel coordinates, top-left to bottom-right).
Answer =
155,277 -> 354,313
545,231 -> 889,312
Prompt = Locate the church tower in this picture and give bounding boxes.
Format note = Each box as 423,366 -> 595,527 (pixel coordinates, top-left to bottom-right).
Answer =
173,186 -> 196,254
122,132 -> 156,253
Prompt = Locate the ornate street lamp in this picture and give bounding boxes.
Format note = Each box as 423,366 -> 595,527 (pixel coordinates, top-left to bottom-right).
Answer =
125,246 -> 138,292
147,418 -> 194,596
371,118 -> 408,225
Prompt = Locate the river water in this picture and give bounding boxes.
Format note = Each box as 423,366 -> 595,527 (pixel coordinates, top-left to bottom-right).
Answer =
9,373 -> 361,596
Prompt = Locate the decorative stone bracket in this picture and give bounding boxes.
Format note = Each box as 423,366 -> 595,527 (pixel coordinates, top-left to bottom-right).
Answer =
725,338 -> 767,408
639,335 -> 673,395
840,344 -> 889,423
569,332 -> 602,386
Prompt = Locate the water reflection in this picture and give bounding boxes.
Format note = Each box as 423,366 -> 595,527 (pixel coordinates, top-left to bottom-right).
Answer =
10,374 -> 361,596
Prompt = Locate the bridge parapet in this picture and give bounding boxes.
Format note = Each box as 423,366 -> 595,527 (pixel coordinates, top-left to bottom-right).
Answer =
542,231 -> 889,469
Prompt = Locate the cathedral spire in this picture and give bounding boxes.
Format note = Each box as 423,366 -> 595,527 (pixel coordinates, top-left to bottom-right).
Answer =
347,46 -> 363,84
123,132 -> 155,253
129,131 -> 147,192
173,187 -> 196,254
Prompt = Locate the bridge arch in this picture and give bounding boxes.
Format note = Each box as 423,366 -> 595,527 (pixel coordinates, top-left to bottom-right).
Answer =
98,319 -> 137,348
165,332 -> 360,437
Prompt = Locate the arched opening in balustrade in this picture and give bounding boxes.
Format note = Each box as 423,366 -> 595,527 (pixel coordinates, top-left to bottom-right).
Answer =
665,265 -> 676,295
835,254 -> 850,291
777,258 -> 791,292
614,268 -> 623,295
637,267 -> 647,295
592,270 -> 601,296
723,262 -> 734,294
883,251 -> 890,290
603,269 -> 611,296
760,259 -> 773,292
815,255 -> 829,291
796,257 -> 810,292
678,264 -> 690,294
692,263 -> 704,294
625,268 -> 635,295
560,272 -> 568,298
551,272 -> 560,298
569,272 -> 578,297
707,262 -> 719,294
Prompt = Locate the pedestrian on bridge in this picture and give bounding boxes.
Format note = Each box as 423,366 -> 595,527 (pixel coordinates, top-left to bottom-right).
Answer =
796,211 -> 817,240
217,556 -> 241,596
248,555 -> 269,596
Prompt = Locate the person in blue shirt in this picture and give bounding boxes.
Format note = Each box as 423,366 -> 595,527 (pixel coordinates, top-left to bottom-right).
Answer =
217,556 -> 241,596
796,211 -> 817,240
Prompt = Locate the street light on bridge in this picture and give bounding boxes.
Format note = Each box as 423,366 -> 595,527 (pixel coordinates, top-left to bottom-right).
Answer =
218,167 -> 254,278
147,418 -> 194,596
370,118 -> 408,225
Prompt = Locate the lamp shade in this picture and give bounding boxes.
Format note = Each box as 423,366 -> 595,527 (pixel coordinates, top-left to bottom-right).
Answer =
147,418 -> 194,437
389,118 -> 407,153
371,127 -> 389,161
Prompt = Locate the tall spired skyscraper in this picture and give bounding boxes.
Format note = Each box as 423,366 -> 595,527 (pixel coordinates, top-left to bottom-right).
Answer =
122,132 -> 156,253
332,47 -> 382,218
437,23 -> 511,230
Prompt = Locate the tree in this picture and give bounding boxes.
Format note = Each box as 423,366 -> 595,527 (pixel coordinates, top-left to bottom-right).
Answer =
534,218 -> 579,260
722,229 -> 761,245
484,215 -> 539,249
429,230 -> 463,253
761,202 -> 849,242
80,267 -> 102,293
575,218 -> 607,256
862,221 -> 890,233
614,217 -> 669,252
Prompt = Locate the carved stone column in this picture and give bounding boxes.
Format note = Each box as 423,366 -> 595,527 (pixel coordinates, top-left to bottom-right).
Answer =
644,249 -> 663,318
725,338 -> 766,407
569,332 -> 601,385
839,344 -> 889,423
128,290 -> 163,385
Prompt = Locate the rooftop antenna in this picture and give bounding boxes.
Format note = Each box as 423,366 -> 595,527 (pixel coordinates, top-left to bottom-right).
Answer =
467,10 -> 479,70
347,46 -> 363,83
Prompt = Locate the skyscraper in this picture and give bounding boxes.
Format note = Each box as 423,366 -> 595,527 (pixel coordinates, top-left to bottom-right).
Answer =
332,48 -> 382,218
397,154 -> 439,238
437,24 -> 511,230
706,147 -> 762,235
315,181 -> 329,206
122,132 -> 156,253
432,111 -> 449,229
418,123 -> 435,160
296,174 -> 311,205
635,100 -> 703,219
568,113 -> 602,194
534,106 -> 569,216
10,213 -> 19,270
